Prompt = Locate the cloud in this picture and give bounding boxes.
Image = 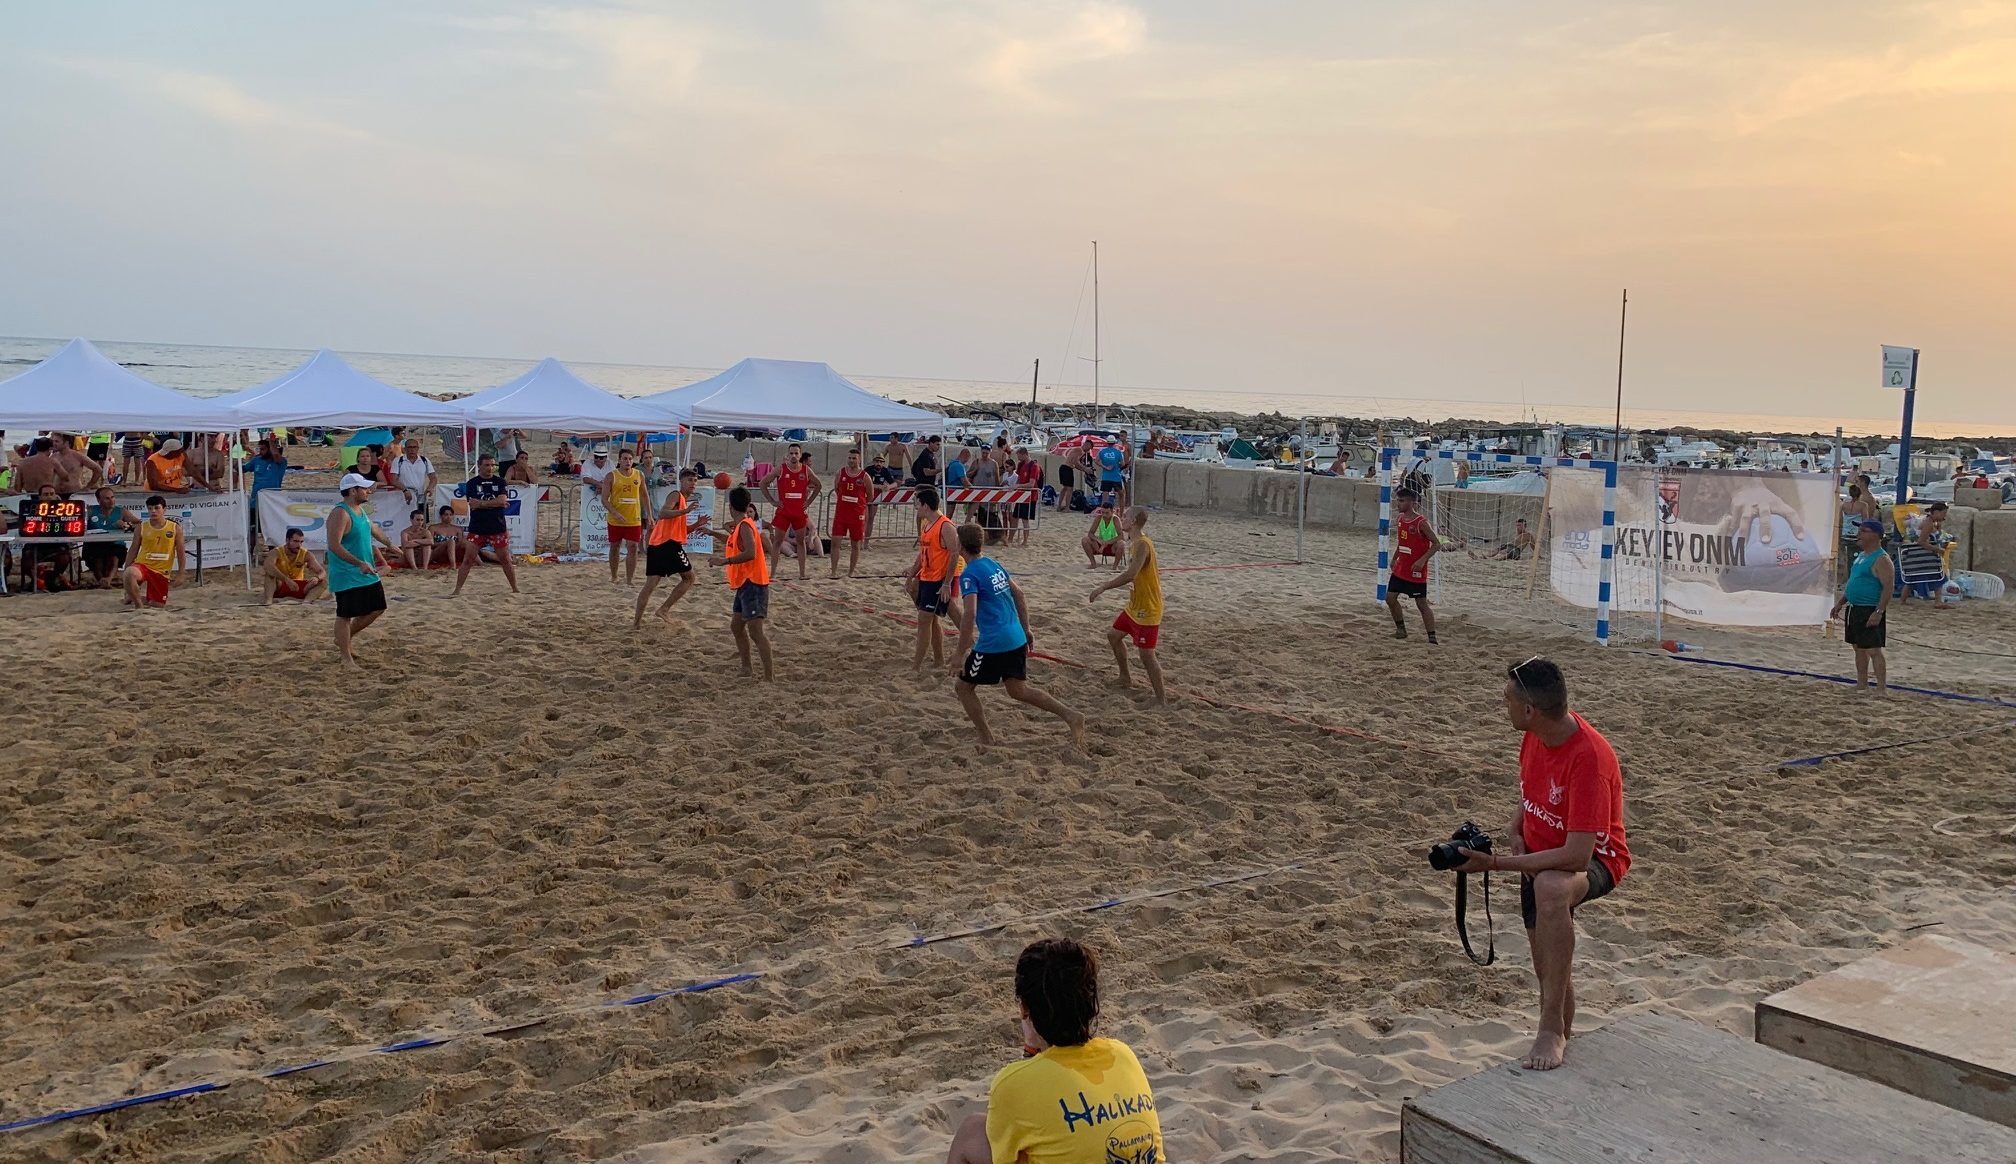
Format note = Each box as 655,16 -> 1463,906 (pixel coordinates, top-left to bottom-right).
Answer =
56,57 -> 374,142
529,6 -> 719,106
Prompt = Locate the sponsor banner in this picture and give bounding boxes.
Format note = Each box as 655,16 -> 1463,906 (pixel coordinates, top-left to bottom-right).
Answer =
435,482 -> 539,549
1550,466 -> 1837,626
4,490 -> 248,568
580,483 -> 718,555
261,484 -> 539,552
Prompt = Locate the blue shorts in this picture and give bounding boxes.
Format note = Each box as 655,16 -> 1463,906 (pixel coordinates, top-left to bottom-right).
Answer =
914,579 -> 948,616
732,581 -> 769,620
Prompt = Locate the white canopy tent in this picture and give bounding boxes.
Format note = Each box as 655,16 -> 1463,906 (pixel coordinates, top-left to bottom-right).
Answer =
0,337 -> 236,430
456,358 -> 679,432
642,358 -> 945,434
217,349 -> 466,428
0,338 -> 251,586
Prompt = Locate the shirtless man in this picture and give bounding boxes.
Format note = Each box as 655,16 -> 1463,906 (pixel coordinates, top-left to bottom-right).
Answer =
881,434 -> 910,482
829,447 -> 872,578
9,439 -> 67,496
1088,506 -> 1166,703
1471,517 -> 1537,561
762,442 -> 821,580
634,468 -> 711,629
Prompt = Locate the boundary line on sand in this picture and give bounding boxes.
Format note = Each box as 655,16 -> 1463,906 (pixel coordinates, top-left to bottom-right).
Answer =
1662,653 -> 2016,709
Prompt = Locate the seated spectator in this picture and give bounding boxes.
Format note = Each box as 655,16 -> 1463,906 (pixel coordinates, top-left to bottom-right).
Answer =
550,442 -> 581,476
504,449 -> 539,485
946,939 -> 1164,1164
1471,517 -> 1537,561
144,438 -> 202,493
399,508 -> 436,570
261,526 -> 328,604
430,505 -> 470,571
84,486 -> 138,587
1081,493 -> 1124,569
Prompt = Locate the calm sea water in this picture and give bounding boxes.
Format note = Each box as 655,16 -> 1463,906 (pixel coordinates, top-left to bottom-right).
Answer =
0,336 -> 1998,441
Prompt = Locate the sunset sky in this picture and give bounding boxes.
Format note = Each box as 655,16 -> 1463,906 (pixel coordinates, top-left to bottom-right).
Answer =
2,1 -> 2011,427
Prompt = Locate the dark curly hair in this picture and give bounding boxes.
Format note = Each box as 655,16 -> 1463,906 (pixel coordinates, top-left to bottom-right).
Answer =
1016,939 -> 1100,1048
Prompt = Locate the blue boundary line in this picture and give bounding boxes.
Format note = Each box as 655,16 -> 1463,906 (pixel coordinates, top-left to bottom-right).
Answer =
1775,718 -> 2016,768
1666,653 -> 2016,709
1,863 -> 1301,1135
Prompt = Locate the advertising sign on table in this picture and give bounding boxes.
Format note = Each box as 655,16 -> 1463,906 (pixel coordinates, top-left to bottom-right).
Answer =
261,485 -> 538,552
1548,466 -> 1837,627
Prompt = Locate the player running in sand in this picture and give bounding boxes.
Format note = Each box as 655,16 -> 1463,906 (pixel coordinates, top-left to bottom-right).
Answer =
1088,505 -> 1165,703
633,468 -> 711,630
905,487 -> 962,674
1386,487 -> 1439,643
953,523 -> 1085,748
713,486 -> 775,680
763,442 -> 821,580
829,447 -> 872,577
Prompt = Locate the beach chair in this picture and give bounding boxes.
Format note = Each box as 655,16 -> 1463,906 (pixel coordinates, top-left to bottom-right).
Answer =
1891,503 -> 1953,598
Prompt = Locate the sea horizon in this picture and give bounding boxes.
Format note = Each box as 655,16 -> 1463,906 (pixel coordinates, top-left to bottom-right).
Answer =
1,335 -> 2005,443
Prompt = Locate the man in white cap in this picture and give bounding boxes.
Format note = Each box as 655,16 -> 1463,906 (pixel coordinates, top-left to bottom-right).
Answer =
579,445 -> 615,487
144,438 -> 200,494
324,473 -> 398,666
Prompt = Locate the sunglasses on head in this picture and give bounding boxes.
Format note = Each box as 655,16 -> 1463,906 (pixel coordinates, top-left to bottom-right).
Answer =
1507,655 -> 1543,700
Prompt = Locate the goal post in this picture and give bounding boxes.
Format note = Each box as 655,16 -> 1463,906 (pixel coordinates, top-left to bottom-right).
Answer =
1377,447 -> 1619,645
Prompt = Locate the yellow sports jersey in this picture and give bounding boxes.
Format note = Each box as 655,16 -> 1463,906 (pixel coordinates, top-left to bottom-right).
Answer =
136,520 -> 177,571
1124,534 -> 1162,626
987,1038 -> 1164,1164
607,467 -> 645,526
276,545 -> 310,582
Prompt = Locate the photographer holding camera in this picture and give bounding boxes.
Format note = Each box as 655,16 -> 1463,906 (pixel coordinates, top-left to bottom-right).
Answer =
1449,656 -> 1629,1072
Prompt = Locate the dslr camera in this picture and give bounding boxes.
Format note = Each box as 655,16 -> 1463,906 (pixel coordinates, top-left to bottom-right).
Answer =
1427,820 -> 1492,871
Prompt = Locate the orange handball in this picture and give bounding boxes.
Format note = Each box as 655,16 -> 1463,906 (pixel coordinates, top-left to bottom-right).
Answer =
713,471 -> 733,491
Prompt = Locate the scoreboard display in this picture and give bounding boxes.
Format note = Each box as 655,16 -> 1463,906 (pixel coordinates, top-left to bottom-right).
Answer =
18,498 -> 87,537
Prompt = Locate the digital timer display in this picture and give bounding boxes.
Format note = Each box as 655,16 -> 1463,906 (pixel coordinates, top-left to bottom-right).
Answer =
18,498 -> 87,538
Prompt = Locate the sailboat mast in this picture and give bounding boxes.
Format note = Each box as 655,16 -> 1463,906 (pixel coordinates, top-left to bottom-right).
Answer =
1092,240 -> 1101,425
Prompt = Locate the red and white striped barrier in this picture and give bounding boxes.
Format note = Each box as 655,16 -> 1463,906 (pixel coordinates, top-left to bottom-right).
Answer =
872,486 -> 1038,505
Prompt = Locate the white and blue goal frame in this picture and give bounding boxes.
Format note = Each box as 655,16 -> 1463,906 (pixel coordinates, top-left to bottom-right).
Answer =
1376,448 -> 1619,645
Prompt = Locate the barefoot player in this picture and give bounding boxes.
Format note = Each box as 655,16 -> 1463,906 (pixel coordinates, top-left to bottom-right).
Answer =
763,442 -> 820,580
600,445 -> 648,584
1452,657 -> 1628,1071
712,486 -> 775,680
634,468 -> 711,630
953,523 -> 1086,748
829,447 -> 871,577
1088,506 -> 1165,703
906,487 -> 961,673
1386,487 -> 1439,643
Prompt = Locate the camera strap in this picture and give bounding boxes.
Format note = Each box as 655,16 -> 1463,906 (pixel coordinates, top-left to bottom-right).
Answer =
1454,871 -> 1495,966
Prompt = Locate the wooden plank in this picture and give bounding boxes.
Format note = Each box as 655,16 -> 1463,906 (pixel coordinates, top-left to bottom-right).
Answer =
1399,1012 -> 2016,1164
1756,934 -> 2016,1128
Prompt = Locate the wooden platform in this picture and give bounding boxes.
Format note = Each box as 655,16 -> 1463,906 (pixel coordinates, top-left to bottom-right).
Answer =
1757,934 -> 2016,1129
1400,1012 -> 2016,1163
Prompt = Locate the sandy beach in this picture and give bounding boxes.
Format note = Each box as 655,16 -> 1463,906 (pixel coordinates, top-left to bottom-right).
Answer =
3,507 -> 2013,1162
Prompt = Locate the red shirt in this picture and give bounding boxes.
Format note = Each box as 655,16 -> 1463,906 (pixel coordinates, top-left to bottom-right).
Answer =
1392,513 -> 1433,583
775,464 -> 812,516
1015,459 -> 1041,486
1518,713 -> 1629,884
834,467 -> 870,514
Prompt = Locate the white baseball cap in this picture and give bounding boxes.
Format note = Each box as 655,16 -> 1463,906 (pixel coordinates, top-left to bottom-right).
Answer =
338,472 -> 376,492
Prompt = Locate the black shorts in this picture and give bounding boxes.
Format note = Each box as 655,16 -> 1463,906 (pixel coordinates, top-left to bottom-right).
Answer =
914,579 -> 948,616
1845,604 -> 1886,649
334,581 -> 387,619
1058,465 -> 1075,487
1520,859 -> 1616,929
646,540 -> 691,578
1387,574 -> 1428,599
1014,502 -> 1036,521
960,643 -> 1029,685
732,581 -> 769,620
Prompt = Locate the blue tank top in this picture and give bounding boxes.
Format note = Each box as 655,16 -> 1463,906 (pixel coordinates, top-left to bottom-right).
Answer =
326,502 -> 376,593
1844,549 -> 1884,607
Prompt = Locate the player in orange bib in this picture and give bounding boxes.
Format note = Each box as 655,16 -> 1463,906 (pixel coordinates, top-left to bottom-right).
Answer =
762,442 -> 821,580
829,447 -> 872,578
633,468 -> 711,630
600,445 -> 649,584
905,486 -> 962,673
712,486 -> 775,680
